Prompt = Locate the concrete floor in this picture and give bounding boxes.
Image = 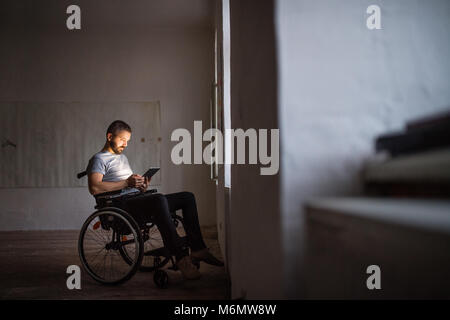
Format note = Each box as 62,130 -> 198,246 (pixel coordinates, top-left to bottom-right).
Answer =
0,227 -> 229,300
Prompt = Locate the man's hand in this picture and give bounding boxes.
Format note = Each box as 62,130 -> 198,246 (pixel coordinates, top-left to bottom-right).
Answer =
126,174 -> 145,188
137,176 -> 151,193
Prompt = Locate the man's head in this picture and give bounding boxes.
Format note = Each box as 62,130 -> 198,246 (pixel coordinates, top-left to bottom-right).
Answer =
106,120 -> 132,154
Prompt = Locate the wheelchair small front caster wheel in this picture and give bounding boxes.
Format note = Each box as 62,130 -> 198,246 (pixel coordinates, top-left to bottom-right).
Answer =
154,270 -> 169,289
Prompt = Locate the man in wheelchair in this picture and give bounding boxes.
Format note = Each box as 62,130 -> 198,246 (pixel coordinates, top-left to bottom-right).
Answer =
86,120 -> 223,280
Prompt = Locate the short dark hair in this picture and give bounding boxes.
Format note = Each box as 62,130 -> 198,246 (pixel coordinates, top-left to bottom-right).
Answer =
106,120 -> 132,136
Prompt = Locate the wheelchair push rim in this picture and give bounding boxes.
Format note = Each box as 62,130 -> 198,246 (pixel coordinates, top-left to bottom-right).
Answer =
78,208 -> 144,285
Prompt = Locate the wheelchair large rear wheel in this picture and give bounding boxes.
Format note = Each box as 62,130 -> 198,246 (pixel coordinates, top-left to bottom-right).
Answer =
78,208 -> 144,285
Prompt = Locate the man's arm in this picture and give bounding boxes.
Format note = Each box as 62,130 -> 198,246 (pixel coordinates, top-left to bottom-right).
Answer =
88,172 -> 144,195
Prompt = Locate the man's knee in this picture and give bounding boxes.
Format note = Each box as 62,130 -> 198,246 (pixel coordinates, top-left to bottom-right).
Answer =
180,191 -> 195,201
146,193 -> 168,213
152,193 -> 167,204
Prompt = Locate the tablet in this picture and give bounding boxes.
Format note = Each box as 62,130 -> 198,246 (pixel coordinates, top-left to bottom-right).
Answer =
143,167 -> 160,179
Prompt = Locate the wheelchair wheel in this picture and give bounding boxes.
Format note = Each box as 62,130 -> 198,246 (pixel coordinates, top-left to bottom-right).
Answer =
141,222 -> 171,271
154,269 -> 169,289
78,207 -> 144,285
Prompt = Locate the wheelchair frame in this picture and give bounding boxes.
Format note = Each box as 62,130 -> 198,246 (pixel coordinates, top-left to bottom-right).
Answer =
77,171 -> 191,288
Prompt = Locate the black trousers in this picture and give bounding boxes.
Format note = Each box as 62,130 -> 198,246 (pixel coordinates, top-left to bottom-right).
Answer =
122,191 -> 207,260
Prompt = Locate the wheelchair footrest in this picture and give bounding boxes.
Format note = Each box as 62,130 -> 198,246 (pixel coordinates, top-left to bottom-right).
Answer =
144,247 -> 170,257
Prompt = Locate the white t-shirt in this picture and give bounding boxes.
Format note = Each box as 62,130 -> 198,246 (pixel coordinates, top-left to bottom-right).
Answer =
86,151 -> 139,195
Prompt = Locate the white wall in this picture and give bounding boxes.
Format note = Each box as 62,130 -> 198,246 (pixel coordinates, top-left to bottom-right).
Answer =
275,0 -> 450,298
0,3 -> 216,230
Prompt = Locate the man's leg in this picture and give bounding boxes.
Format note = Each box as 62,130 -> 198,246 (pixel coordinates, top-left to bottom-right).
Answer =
164,191 -> 207,251
123,193 -> 187,261
123,192 -> 201,279
165,191 -> 223,266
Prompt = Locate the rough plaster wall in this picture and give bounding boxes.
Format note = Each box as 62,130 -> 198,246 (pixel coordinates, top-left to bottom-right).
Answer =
275,0 -> 450,298
229,0 -> 282,299
0,9 -> 216,230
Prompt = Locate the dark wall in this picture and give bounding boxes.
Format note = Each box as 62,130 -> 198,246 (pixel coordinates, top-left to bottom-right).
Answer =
228,0 -> 282,299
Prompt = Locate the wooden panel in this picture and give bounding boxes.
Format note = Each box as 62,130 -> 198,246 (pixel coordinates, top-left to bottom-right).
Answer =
0,101 -> 161,187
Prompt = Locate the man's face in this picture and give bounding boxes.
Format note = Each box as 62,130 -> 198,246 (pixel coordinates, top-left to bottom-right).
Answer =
107,130 -> 131,154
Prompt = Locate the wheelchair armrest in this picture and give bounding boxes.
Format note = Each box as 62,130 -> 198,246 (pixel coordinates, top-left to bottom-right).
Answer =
95,188 -> 158,202
94,190 -> 126,209
94,189 -> 122,200
94,188 -> 159,210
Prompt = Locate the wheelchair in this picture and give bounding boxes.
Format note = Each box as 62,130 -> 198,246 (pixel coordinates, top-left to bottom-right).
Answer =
76,170 -> 193,288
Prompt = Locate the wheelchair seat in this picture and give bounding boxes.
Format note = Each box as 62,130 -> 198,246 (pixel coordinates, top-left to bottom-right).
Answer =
93,188 -> 158,209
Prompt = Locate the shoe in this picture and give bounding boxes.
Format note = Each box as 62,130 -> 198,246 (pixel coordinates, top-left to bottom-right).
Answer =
191,248 -> 224,267
176,256 -> 201,280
